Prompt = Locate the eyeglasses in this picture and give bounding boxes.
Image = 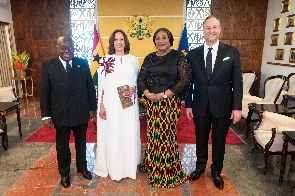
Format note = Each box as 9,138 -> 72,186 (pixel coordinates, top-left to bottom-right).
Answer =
60,46 -> 74,52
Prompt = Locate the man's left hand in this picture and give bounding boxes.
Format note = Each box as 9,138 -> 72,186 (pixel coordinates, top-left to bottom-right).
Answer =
230,110 -> 241,124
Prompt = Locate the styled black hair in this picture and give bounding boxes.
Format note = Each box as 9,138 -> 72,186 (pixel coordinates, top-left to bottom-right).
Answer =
152,28 -> 174,46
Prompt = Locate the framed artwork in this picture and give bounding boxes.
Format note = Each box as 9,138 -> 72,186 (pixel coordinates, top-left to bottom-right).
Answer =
281,0 -> 291,13
273,18 -> 281,32
284,32 -> 294,45
290,48 -> 295,62
286,14 -> 295,27
275,49 -> 285,60
270,34 -> 279,46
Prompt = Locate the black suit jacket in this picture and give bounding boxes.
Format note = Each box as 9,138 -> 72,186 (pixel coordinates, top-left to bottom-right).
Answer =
185,42 -> 243,118
40,56 -> 97,127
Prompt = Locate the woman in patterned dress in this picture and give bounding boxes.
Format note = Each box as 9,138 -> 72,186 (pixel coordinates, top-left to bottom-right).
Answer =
137,28 -> 191,188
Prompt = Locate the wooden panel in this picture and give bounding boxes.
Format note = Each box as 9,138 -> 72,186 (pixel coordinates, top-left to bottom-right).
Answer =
98,17 -> 183,37
10,0 -> 70,98
98,0 -> 184,16
212,0 -> 268,73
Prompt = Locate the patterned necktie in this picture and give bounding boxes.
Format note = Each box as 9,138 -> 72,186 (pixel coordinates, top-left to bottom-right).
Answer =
66,61 -> 71,78
206,47 -> 213,80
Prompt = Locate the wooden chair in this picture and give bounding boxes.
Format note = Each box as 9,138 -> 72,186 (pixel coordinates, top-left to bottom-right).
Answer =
0,86 -> 19,140
252,111 -> 295,174
241,75 -> 287,118
242,71 -> 257,96
282,94 -> 295,110
277,73 -> 295,107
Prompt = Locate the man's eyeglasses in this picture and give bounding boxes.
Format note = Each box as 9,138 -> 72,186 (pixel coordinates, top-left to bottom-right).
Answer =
60,47 -> 74,52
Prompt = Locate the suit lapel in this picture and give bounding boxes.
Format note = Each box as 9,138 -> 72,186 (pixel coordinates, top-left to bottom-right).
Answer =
195,45 -> 206,79
211,42 -> 226,80
71,57 -> 81,80
53,56 -> 71,85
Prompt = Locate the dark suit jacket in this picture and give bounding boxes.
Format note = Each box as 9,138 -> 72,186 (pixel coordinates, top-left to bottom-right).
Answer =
40,56 -> 97,127
185,42 -> 243,118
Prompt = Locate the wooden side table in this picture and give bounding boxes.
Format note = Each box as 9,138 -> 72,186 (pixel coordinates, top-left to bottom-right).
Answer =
280,131 -> 295,183
12,76 -> 34,101
0,102 -> 22,150
246,103 -> 295,138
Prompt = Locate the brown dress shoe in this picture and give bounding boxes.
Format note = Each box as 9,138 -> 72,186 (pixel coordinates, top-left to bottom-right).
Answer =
189,169 -> 205,181
212,173 -> 224,189
60,175 -> 70,188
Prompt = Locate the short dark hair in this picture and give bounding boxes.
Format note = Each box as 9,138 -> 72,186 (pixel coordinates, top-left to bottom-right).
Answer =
56,36 -> 74,47
108,29 -> 130,55
152,28 -> 174,46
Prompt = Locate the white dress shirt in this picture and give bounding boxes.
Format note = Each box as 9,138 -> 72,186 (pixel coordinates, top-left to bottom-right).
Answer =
59,56 -> 72,71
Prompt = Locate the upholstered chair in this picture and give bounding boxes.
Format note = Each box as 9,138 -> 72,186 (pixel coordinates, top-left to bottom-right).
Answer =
277,73 -> 295,106
0,86 -> 18,102
252,111 -> 295,174
242,71 -> 257,96
241,75 -> 286,118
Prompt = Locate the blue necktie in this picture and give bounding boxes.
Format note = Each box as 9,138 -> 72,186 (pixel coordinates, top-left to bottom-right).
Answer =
206,47 -> 213,80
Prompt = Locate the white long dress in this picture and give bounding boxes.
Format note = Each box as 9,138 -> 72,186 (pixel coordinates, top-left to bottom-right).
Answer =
93,54 -> 141,181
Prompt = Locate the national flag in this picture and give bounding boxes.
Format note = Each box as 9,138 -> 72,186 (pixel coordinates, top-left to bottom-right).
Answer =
178,23 -> 189,55
90,1 -> 105,86
90,23 -> 100,78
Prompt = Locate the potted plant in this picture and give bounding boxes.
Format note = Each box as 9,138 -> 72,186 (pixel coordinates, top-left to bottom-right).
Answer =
9,51 -> 31,78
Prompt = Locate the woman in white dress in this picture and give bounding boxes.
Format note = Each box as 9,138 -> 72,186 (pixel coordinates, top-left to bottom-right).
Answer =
93,29 -> 141,181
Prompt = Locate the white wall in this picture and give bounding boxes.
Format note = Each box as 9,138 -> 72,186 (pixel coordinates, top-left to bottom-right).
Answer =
261,0 -> 295,95
0,0 -> 16,51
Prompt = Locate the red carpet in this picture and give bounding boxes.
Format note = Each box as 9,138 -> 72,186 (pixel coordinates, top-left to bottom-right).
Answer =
25,109 -> 244,145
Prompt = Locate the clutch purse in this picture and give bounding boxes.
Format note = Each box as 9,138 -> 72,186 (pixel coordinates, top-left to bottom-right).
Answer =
117,85 -> 133,109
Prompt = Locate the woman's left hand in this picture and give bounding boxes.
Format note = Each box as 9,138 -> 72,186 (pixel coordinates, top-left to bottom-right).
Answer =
155,92 -> 165,101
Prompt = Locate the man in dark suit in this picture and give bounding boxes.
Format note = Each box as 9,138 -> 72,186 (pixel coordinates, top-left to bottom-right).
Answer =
40,36 -> 97,188
185,16 -> 243,189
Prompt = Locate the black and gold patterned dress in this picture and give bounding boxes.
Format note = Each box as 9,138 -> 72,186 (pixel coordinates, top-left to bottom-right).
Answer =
137,49 -> 191,188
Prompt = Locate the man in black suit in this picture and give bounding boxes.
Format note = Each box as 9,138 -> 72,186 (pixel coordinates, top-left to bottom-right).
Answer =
40,36 -> 97,188
185,16 -> 243,189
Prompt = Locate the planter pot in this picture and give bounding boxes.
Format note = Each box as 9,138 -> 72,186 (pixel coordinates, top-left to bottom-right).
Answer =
16,70 -> 26,78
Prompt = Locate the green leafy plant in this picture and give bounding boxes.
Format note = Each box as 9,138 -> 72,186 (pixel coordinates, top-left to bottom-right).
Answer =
9,51 -> 33,71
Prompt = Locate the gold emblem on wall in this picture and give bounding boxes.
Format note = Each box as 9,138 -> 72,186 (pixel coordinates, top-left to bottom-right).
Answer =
125,14 -> 155,40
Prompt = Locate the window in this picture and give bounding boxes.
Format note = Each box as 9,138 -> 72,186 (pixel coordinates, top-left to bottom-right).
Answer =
186,0 -> 211,50
70,0 -> 95,63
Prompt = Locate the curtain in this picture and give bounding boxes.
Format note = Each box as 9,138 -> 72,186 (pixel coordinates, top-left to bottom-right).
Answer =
0,24 -> 13,87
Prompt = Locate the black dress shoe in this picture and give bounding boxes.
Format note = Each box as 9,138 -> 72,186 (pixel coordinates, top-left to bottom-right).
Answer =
189,169 -> 205,181
212,173 -> 224,189
78,170 -> 92,180
60,175 -> 70,188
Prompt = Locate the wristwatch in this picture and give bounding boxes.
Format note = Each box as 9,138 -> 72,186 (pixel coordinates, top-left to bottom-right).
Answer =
163,92 -> 168,99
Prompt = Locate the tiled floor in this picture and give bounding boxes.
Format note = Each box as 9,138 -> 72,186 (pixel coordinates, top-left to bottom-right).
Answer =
4,98 -> 239,196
